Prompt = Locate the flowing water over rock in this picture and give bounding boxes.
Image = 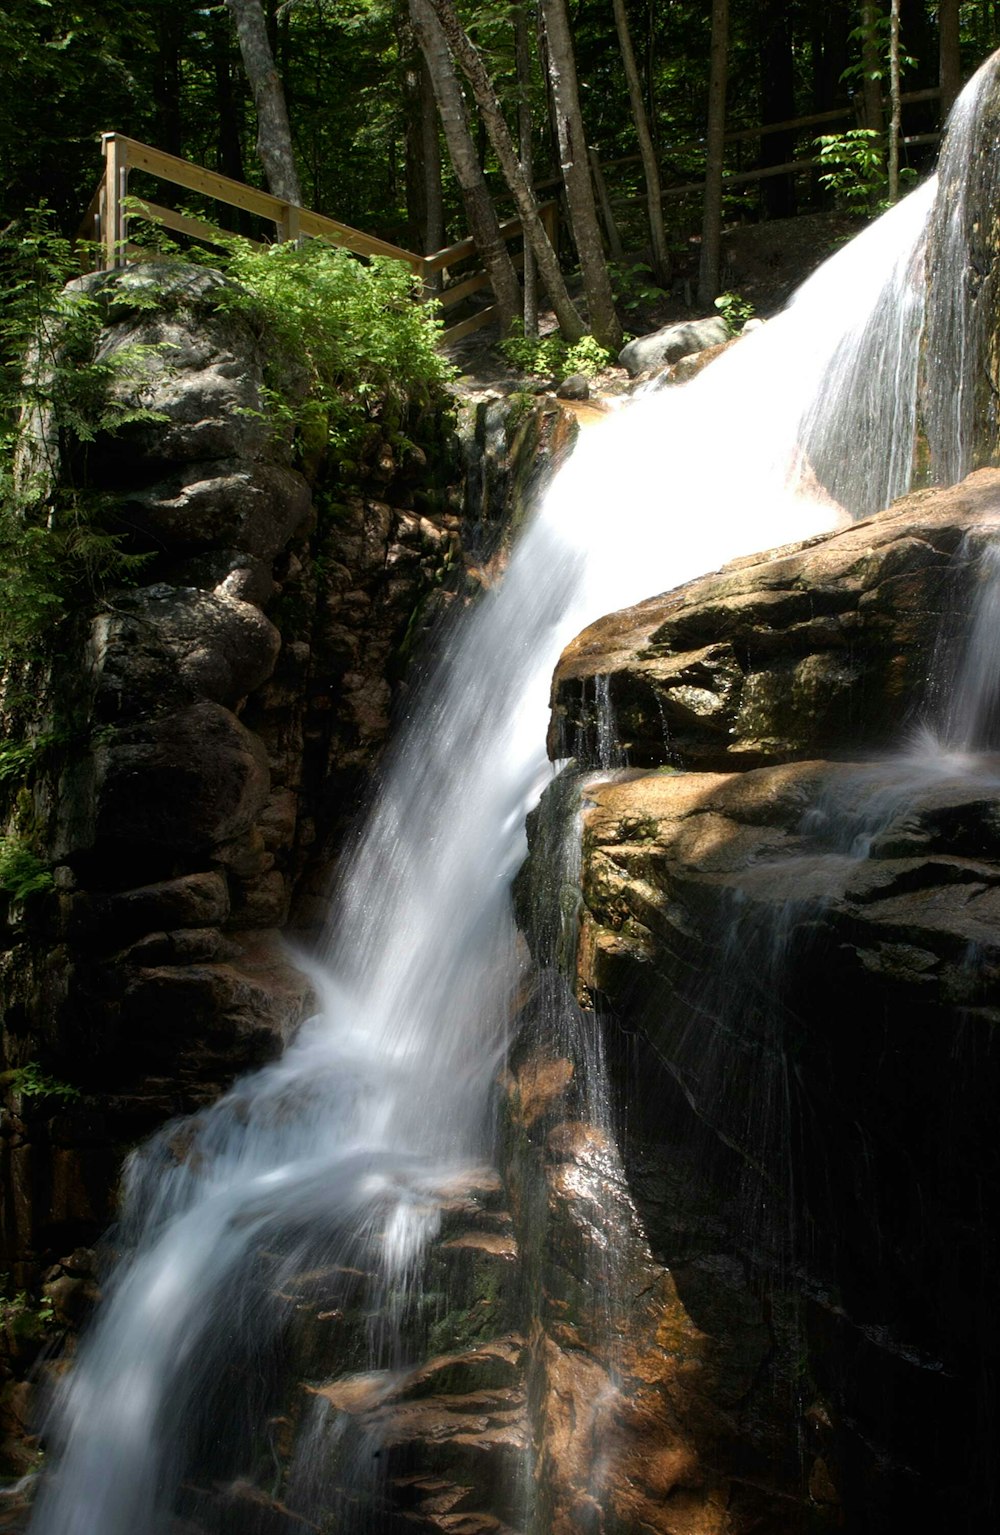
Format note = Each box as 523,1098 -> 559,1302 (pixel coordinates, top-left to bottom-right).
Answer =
25,52 -> 1000,1535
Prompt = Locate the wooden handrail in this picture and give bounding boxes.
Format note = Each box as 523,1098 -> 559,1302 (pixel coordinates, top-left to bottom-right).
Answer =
78,132 -> 556,346
90,132 -> 425,273
80,85 -> 944,350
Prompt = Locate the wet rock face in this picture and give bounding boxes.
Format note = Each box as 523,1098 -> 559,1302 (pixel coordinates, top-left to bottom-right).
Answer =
551,470 -> 1000,768
0,271 -> 564,1303
546,472 -> 1000,1532
0,266 -> 576,1480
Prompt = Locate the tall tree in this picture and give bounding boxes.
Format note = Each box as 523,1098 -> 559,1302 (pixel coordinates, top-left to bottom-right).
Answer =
211,6 -> 247,185
860,2 -> 884,131
612,0 -> 670,284
152,1 -> 183,158
403,19 -> 445,263
424,0 -> 586,340
409,0 -> 522,333
759,0 -> 796,218
938,0 -> 961,116
226,0 -> 302,204
888,0 -> 902,201
538,0 -> 621,349
698,0 -> 728,307
513,1 -> 538,335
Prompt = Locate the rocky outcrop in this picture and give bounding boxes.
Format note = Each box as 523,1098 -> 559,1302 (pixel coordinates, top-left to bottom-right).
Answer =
551,471 -> 1000,767
539,471 -> 1000,1532
618,319 -> 730,379
0,266 -> 572,1472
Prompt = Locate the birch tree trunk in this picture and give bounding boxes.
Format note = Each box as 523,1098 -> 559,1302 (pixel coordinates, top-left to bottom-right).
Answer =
426,0 -> 586,341
612,0 -> 669,285
410,0 -> 522,334
539,0 -> 622,350
225,0 -> 302,205
698,0 -> 728,307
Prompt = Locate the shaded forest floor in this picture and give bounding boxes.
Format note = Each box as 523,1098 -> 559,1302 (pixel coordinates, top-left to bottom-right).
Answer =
445,209 -> 862,397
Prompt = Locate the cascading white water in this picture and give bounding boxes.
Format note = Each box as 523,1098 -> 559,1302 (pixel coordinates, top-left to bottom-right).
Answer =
27,56 -> 999,1535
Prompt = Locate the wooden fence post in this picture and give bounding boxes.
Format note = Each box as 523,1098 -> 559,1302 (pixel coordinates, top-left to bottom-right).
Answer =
279,203 -> 301,244
540,199 -> 559,260
102,134 -> 129,269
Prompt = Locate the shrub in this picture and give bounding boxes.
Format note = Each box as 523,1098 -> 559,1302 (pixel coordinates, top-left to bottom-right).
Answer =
215,238 -> 454,458
0,836 -> 53,901
499,323 -> 613,380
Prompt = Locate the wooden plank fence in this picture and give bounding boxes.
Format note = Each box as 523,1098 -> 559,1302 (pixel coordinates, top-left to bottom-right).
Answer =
77,132 -> 556,345
79,93 -> 943,346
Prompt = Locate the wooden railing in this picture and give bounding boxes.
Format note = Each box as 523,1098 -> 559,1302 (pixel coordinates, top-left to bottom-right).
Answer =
77,132 -> 557,345
584,85 -> 944,246
79,93 -> 942,348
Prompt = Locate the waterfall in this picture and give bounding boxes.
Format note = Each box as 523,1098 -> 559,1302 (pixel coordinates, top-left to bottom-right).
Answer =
26,53 -> 1000,1535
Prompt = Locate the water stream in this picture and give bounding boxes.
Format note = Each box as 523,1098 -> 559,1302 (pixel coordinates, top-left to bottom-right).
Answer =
27,54 -> 999,1535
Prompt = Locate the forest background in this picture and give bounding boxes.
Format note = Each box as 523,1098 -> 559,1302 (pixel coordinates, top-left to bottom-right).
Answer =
1,2 -> 999,342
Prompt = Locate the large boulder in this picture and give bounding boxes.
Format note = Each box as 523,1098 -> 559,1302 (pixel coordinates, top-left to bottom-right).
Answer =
550,469 -> 1000,768
618,317 -> 729,378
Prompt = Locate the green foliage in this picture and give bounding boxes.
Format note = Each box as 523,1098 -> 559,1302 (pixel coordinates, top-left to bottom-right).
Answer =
609,262 -> 663,317
815,129 -> 917,214
0,1061 -> 79,1101
498,324 -> 613,380
714,290 -> 756,336
563,335 -> 614,378
0,1279 -> 55,1336
842,10 -> 917,86
0,837 -> 54,902
214,239 -> 454,459
0,733 -> 60,785
498,324 -> 566,378
0,209 -> 159,660
815,129 -> 888,212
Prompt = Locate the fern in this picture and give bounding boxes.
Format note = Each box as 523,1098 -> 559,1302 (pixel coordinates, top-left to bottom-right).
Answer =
0,837 -> 53,901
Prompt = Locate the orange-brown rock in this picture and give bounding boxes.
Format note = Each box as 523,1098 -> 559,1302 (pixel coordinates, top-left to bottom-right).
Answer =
550,470 -> 1000,770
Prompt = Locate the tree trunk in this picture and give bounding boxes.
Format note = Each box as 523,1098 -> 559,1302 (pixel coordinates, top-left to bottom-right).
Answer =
425,0 -> 585,340
939,0 -> 961,117
759,0 -> 796,218
612,0 -> 670,285
225,0 -> 302,205
860,2 -> 884,132
811,0 -> 851,111
211,8 -> 246,186
403,17 -> 445,268
153,3 -> 183,158
539,0 -> 621,349
698,0 -> 728,308
421,59 -> 446,257
888,0 -> 902,201
410,0 -> 523,334
513,1 -> 538,336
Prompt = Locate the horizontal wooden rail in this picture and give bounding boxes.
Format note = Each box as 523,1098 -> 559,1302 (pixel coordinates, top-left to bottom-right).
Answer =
127,198 -> 259,251
83,133 -> 424,274
79,84 -> 943,354
577,86 -> 945,180
78,132 -> 558,348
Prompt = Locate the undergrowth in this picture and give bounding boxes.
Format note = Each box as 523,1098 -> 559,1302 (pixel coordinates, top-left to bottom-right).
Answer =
217,237 -> 454,461
0,208 -> 160,664
0,835 -> 54,901
124,202 -> 456,464
498,323 -> 614,380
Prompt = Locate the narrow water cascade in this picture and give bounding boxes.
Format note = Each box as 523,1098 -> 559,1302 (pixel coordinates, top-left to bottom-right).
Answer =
25,52 -> 1000,1535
